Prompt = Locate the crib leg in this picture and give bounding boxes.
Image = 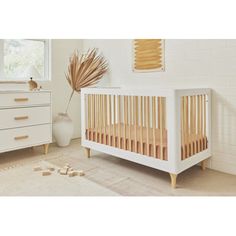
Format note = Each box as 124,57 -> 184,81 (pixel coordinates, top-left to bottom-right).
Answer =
201,159 -> 206,170
84,147 -> 91,158
169,173 -> 177,188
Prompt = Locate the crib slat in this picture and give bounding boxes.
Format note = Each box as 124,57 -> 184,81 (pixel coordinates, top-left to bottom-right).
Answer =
124,96 -> 127,150
113,95 -> 116,147
181,97 -> 186,160
100,95 -> 102,143
185,96 -> 189,158
145,97 -> 148,155
159,97 -> 164,160
104,95 -> 107,144
117,95 -> 120,148
108,95 -> 112,146
190,96 -> 194,155
134,96 -> 138,153
140,96 -> 144,154
203,94 -> 206,149
197,95 -> 201,152
163,97 -> 166,129
200,95 -> 203,151
92,95 -> 95,140
193,95 -> 197,154
147,97 -> 150,156
152,97 -> 156,158
129,96 -> 132,151
158,97 -> 160,129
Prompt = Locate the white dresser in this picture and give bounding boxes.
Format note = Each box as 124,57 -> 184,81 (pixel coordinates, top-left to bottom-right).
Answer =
0,90 -> 52,154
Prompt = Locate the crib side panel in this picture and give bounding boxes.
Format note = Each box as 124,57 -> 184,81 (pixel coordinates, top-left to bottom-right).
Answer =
82,90 -> 168,161
176,89 -> 212,173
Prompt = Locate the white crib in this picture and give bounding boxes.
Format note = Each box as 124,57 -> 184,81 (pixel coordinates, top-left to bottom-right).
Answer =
81,87 -> 212,187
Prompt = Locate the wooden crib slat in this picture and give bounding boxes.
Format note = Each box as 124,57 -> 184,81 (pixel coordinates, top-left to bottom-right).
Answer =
113,95 -> 116,147
193,95 -> 197,154
152,97 -> 156,158
190,96 -> 194,155
117,95 -> 121,148
100,95 -> 103,139
162,97 -> 166,129
134,96 -> 138,153
203,94 -> 206,149
181,97 -> 186,160
200,95 -> 203,151
147,96 -> 150,156
140,96 -> 144,154
145,97 -> 148,155
158,97 -> 160,129
124,96 -> 127,150
159,97 -> 163,160
88,95 -> 91,130
185,96 -> 189,158
129,96 -> 132,151
104,95 -> 107,144
197,95 -> 201,152
95,95 -> 99,142
136,96 -> 139,153
108,95 -> 112,146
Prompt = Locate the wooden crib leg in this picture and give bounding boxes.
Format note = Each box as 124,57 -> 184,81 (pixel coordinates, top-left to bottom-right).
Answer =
169,173 -> 177,188
201,159 -> 206,170
43,143 -> 49,155
85,147 -> 91,158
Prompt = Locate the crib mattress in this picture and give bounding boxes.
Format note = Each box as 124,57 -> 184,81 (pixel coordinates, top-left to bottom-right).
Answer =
86,123 -> 207,161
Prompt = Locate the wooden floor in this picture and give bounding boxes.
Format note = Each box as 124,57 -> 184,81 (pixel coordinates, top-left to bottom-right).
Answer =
0,139 -> 236,196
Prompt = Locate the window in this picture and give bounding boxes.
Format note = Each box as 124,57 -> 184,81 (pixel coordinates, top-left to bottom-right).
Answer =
0,39 -> 51,81
133,39 -> 165,72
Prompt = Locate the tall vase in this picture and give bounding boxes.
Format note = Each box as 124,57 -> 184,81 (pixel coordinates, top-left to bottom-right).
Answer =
52,113 -> 74,147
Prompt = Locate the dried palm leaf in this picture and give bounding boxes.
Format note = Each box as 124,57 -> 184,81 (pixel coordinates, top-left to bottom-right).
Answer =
65,49 -> 108,113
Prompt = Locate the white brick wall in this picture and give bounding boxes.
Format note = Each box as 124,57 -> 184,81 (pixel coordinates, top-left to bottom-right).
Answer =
83,39 -> 236,175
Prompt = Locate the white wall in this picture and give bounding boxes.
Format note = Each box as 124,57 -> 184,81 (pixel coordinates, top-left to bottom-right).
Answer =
83,39 -> 236,175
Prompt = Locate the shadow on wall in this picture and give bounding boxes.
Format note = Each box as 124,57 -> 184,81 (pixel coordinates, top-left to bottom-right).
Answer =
212,89 -> 236,159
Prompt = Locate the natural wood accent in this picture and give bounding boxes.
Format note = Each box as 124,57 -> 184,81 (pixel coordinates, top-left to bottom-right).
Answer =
43,143 -> 50,155
159,97 -> 163,160
85,147 -> 91,158
108,95 -> 111,145
129,96 -> 132,151
201,159 -> 206,170
14,98 -> 29,102
113,95 -> 116,147
14,116 -> 29,120
140,96 -> 143,154
14,135 -> 29,140
169,173 -> 177,188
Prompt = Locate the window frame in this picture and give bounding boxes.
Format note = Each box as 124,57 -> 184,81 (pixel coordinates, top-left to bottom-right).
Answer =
0,39 -> 51,82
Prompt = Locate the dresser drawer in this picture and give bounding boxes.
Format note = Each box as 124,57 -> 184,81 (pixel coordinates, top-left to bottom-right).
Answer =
0,106 -> 51,130
0,124 -> 51,152
0,92 -> 51,108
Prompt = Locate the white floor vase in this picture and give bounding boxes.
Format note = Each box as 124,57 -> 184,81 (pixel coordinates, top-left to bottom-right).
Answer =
53,113 -> 74,147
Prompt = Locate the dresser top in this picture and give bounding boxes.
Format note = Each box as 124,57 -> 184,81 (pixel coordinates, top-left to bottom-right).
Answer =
0,89 -> 51,94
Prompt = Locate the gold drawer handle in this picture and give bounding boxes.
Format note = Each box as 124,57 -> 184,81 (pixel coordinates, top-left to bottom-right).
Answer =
14,98 -> 29,102
14,116 -> 29,120
14,135 -> 29,140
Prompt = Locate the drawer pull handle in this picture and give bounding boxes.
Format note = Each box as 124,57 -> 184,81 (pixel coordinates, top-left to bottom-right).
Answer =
14,116 -> 29,120
14,135 -> 29,140
14,98 -> 29,102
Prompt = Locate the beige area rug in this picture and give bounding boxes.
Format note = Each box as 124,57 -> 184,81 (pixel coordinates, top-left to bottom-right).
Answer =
0,160 -> 119,196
